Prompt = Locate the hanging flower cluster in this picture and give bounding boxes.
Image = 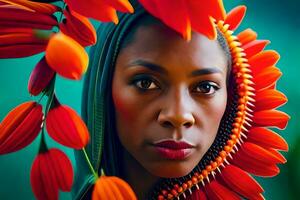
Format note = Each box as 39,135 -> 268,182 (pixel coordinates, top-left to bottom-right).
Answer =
0,0 -> 137,199
0,0 -> 289,200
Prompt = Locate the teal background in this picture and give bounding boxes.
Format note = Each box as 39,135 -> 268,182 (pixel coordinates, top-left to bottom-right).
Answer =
0,0 -> 299,199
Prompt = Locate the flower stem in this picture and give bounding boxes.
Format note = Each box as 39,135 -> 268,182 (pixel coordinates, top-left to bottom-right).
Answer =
82,148 -> 98,179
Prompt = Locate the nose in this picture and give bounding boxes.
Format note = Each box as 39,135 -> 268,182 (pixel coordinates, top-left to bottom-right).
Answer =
157,88 -> 195,129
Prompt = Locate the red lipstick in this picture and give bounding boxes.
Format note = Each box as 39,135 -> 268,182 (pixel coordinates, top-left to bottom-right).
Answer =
153,140 -> 194,160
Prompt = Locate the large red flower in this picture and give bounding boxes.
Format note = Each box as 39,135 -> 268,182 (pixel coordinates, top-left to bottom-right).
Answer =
138,0 -> 226,40
30,148 -> 73,200
155,5 -> 289,200
0,101 -> 43,154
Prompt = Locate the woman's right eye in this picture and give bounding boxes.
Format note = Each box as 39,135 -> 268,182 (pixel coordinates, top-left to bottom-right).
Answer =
133,77 -> 159,90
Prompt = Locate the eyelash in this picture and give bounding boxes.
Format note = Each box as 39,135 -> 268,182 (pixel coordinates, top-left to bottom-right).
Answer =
191,81 -> 220,95
131,75 -> 220,95
131,75 -> 160,91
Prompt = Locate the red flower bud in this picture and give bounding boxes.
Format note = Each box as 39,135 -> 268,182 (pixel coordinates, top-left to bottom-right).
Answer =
0,101 -> 43,154
46,98 -> 90,149
28,56 -> 55,96
30,148 -> 73,200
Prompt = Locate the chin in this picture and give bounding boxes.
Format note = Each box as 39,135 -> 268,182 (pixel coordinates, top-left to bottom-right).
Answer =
148,162 -> 195,178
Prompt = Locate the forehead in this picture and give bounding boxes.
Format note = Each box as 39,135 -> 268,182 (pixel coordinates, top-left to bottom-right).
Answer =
118,23 -> 228,74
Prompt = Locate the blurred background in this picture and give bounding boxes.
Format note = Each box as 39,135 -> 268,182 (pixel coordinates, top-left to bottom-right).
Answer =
0,0 -> 299,199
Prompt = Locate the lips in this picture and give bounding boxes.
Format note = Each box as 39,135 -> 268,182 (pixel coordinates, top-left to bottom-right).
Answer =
153,140 -> 195,160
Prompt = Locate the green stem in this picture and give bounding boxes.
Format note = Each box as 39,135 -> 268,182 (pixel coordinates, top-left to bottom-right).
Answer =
82,148 -> 98,179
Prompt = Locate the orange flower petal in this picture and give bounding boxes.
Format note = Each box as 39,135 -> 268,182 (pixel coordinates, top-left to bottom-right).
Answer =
46,97 -> 90,149
0,101 -> 43,154
237,28 -> 257,45
28,56 -> 55,96
224,6 -> 246,31
204,179 -> 240,200
30,148 -> 73,200
60,9 -> 97,46
65,0 -> 119,24
253,110 -> 290,130
221,165 -> 263,199
103,0 -> 134,13
249,50 -> 280,74
247,127 -> 288,151
92,176 -> 137,200
253,66 -> 282,91
255,89 -> 287,111
45,32 -> 88,80
243,40 -> 270,59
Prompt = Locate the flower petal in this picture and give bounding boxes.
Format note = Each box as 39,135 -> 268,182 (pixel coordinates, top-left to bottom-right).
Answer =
253,66 -> 282,91
65,0 -> 118,24
237,29 -> 257,46
46,97 -> 90,149
0,0 -> 60,14
253,110 -> 290,130
249,50 -> 280,74
255,89 -> 287,111
243,40 -> 270,59
0,43 -> 46,58
28,56 -> 55,96
30,151 -> 59,200
247,127 -> 288,151
224,6 -> 246,31
221,165 -> 263,199
45,32 -> 88,80
231,151 -> 280,177
0,101 -> 43,154
204,179 -> 240,200
0,32 -> 49,46
92,176 -> 137,200
103,0 -> 134,13
60,9 -> 96,46
30,148 -> 73,200
0,7 -> 58,26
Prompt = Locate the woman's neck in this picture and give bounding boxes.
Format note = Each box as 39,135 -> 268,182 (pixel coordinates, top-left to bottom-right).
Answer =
122,150 -> 160,200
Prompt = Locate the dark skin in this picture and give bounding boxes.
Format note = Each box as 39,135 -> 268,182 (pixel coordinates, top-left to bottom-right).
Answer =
112,22 -> 228,199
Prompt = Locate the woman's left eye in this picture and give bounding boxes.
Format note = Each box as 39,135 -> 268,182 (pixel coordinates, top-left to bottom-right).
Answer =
193,81 -> 220,95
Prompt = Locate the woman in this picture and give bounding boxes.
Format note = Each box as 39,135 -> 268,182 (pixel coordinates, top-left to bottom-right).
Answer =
73,1 -> 288,200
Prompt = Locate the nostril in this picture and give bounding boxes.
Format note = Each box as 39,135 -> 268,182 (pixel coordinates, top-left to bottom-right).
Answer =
161,121 -> 173,128
183,121 -> 193,128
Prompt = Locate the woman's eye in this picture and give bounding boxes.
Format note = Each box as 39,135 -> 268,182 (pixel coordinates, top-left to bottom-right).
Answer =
134,78 -> 159,90
193,81 -> 220,95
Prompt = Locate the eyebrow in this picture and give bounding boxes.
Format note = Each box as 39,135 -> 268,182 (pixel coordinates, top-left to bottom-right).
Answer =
127,59 -> 223,76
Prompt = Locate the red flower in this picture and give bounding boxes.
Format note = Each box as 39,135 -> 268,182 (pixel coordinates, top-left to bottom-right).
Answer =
45,32 -> 89,80
65,0 -> 134,24
0,101 -> 43,154
46,96 -> 90,149
155,5 -> 290,199
30,148 -> 73,200
92,176 -> 137,200
138,0 -> 226,40
28,56 -> 56,96
60,8 -> 97,47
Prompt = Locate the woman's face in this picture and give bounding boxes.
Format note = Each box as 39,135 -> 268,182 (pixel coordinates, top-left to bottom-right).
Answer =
112,23 -> 228,178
